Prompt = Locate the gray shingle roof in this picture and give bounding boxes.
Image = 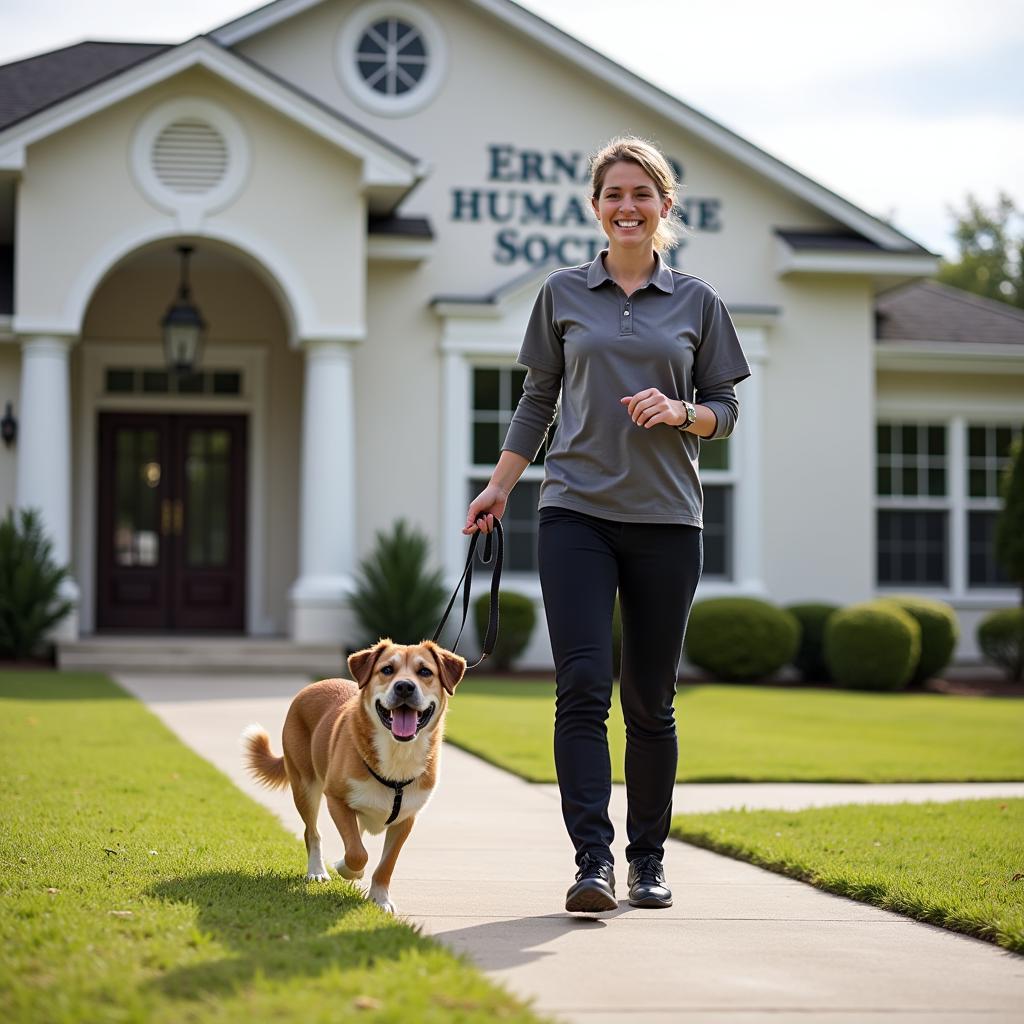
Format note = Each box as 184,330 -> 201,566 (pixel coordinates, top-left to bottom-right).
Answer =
0,41 -> 171,132
775,227 -> 929,256
876,279 -> 1024,346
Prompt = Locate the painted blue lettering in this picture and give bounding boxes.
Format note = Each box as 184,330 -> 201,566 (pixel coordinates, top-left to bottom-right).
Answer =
486,190 -> 516,223
521,193 -> 555,224
520,151 -> 548,183
559,195 -> 590,227
699,199 -> 722,231
488,145 -> 516,182
494,229 -> 518,264
452,189 -> 482,221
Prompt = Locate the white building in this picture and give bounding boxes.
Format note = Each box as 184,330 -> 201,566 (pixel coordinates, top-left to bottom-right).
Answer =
0,0 -> 1021,671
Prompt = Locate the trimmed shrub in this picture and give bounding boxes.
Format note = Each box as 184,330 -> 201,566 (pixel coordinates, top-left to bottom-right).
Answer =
824,601 -> 921,691
350,519 -> 447,648
474,590 -> 536,671
785,602 -> 839,682
0,508 -> 72,660
684,597 -> 801,682
876,595 -> 959,684
977,608 -> 1024,682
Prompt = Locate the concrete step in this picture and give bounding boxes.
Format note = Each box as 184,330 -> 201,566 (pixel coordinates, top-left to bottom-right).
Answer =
58,637 -> 343,676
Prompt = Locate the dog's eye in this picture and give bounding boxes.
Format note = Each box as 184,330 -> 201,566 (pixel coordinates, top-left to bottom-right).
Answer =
417,667 -> 433,677
380,665 -> 395,676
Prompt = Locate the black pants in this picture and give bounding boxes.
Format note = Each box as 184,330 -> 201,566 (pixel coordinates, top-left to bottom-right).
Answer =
538,506 -> 702,867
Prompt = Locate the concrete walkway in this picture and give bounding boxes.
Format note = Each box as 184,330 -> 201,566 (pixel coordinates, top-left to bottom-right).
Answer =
115,673 -> 1024,1024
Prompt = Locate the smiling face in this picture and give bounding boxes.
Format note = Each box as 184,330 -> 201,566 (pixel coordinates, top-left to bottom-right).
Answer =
348,639 -> 466,744
591,159 -> 672,254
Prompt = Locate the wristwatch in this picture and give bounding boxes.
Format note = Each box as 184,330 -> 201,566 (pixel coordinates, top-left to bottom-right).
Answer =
677,400 -> 697,433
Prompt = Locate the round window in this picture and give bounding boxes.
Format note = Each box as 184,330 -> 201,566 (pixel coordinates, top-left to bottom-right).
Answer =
356,18 -> 428,96
338,2 -> 446,116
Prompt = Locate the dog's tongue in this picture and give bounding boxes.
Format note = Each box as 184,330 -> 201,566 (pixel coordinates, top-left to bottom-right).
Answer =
392,706 -> 418,738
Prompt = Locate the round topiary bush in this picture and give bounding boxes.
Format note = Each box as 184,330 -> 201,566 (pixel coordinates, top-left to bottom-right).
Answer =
474,590 -> 536,671
876,595 -> 959,684
823,601 -> 921,691
684,597 -> 801,682
977,607 -> 1024,682
784,602 -> 839,682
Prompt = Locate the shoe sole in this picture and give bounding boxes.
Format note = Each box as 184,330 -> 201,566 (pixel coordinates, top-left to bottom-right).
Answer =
627,894 -> 673,909
565,883 -> 617,913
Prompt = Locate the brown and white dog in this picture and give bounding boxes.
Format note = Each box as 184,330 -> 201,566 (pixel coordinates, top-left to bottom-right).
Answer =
241,637 -> 466,913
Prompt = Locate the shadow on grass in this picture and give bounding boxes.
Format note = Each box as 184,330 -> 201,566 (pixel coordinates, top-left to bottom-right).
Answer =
147,870 -> 426,1000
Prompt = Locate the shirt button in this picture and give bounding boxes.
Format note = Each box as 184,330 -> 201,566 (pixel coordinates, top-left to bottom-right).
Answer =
624,309 -> 630,316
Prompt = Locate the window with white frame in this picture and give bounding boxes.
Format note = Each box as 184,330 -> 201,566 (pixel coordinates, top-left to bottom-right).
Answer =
699,436 -> 734,579
876,420 -> 1020,590
966,424 -> 1020,587
467,366 -> 546,572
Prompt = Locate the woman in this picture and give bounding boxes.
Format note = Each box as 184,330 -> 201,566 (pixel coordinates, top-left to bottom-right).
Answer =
464,137 -> 750,913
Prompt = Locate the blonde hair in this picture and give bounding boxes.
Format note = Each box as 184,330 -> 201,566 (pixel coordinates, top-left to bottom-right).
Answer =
590,136 -> 683,253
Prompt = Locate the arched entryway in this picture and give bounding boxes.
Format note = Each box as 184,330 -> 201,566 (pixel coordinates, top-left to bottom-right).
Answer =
75,237 -> 299,636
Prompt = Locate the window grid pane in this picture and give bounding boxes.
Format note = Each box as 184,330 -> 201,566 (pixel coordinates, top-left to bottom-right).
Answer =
877,509 -> 948,585
876,422 -> 946,498
702,485 -> 732,579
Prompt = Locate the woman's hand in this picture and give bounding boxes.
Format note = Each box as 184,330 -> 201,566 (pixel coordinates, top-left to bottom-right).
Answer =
620,389 -> 684,428
463,484 -> 507,535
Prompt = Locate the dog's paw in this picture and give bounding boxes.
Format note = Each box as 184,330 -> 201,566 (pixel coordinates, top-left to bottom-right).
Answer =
305,870 -> 331,883
335,859 -> 364,880
369,884 -> 395,914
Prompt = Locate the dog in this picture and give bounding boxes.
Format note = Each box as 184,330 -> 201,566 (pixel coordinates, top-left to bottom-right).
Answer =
241,637 -> 466,913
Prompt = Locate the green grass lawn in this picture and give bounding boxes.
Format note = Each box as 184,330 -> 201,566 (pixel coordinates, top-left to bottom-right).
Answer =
671,798 -> 1024,954
447,678 -> 1024,783
0,671 -> 546,1024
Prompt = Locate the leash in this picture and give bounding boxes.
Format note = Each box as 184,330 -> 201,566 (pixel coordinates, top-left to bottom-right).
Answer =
432,518 -> 504,670
364,521 -> 504,818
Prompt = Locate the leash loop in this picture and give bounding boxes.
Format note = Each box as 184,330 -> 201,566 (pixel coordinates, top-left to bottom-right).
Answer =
433,519 -> 503,670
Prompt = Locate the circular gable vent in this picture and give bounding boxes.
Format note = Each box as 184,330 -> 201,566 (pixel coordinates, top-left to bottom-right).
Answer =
152,118 -> 229,195
132,98 -> 249,223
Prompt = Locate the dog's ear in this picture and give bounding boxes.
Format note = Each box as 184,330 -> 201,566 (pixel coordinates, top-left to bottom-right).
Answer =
348,638 -> 391,689
426,641 -> 467,695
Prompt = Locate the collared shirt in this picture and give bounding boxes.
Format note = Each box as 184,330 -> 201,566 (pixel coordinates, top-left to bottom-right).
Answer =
501,250 -> 751,526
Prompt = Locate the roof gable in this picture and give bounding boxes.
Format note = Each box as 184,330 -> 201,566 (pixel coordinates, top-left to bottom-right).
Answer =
210,0 -> 932,256
0,41 -> 170,132
0,36 -> 423,212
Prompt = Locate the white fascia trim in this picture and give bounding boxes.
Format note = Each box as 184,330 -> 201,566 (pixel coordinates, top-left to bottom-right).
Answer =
367,237 -> 434,262
876,343 -> 1024,375
433,301 -> 503,320
0,37 -> 418,190
212,0 -> 324,46
294,327 -> 367,346
213,0 -> 923,252
776,241 -> 939,279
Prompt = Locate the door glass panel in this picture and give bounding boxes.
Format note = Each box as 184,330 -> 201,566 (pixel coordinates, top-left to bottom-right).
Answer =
114,428 -> 161,567
185,428 -> 231,567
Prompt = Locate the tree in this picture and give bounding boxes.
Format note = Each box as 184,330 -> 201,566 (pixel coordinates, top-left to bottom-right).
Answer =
995,437 -> 1024,610
936,192 -> 1024,310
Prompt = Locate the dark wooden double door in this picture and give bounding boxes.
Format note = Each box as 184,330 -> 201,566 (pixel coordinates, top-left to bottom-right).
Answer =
97,413 -> 247,631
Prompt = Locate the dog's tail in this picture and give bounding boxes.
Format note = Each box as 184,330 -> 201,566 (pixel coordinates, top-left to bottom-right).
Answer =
241,724 -> 290,790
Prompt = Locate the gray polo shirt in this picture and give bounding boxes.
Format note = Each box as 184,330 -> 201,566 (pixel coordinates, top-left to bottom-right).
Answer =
501,251 -> 750,526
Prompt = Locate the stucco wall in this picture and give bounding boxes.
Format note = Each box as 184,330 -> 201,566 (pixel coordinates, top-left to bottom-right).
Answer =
16,66 -> 366,341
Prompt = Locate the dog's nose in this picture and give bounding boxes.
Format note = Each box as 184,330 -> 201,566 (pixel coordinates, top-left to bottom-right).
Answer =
394,679 -> 416,701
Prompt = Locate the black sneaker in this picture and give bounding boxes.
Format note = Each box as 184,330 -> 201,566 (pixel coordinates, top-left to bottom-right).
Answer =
627,854 -> 673,908
565,852 -> 617,913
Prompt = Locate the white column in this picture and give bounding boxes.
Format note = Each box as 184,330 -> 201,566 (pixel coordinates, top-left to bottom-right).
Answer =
734,328 -> 767,595
289,339 -> 358,644
16,335 -> 79,640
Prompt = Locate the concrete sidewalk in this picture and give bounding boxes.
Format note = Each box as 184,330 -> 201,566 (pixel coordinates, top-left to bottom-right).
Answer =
115,672 -> 1024,1024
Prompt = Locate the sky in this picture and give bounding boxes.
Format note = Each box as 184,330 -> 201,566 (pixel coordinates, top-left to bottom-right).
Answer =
2,0 -> 1022,259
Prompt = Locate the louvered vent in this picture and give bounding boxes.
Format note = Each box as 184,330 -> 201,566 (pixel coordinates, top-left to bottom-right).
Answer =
151,118 -> 229,195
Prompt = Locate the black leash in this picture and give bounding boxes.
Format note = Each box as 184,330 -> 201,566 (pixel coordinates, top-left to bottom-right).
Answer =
432,518 -> 504,669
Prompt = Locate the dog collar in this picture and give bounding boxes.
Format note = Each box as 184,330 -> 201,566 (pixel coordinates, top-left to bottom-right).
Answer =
363,761 -> 420,825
